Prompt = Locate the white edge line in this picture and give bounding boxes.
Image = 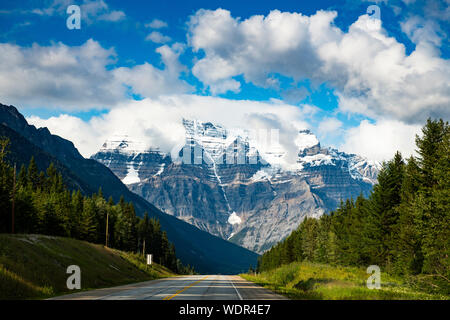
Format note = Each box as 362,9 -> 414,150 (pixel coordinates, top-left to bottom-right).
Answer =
229,276 -> 243,300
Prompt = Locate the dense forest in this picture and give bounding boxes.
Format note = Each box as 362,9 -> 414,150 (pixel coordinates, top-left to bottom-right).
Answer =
257,119 -> 449,293
0,138 -> 194,274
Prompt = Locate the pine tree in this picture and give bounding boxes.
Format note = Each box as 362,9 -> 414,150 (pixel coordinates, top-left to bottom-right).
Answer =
70,190 -> 84,238
17,164 -> 27,187
394,157 -> 423,275
363,153 -> 404,270
415,119 -> 447,190
0,138 -> 12,233
80,198 -> 98,242
420,121 -> 449,283
301,218 -> 319,261
315,215 -> 331,263
27,156 -> 39,189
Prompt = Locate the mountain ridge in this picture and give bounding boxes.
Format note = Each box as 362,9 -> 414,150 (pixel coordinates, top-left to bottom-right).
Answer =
92,118 -> 380,253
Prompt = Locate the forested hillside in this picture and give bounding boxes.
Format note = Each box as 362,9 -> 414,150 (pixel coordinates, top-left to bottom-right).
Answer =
257,119 -> 449,294
0,138 -> 193,274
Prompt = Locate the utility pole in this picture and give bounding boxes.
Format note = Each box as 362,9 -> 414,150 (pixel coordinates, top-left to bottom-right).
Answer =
143,239 -> 146,256
11,163 -> 16,234
105,211 -> 109,247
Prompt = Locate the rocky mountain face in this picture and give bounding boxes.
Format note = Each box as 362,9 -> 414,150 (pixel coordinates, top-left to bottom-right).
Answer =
92,119 -> 380,253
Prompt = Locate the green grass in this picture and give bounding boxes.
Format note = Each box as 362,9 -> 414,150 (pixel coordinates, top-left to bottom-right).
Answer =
0,234 -> 175,300
241,262 -> 449,300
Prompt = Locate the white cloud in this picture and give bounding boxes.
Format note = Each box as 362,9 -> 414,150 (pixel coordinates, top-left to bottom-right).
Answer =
318,117 -> 343,136
80,0 -> 125,22
187,9 -> 450,124
98,10 -> 125,22
32,0 -> 126,23
26,95 -> 316,169
145,31 -> 172,43
113,44 -> 192,98
340,119 -> 422,162
27,114 -> 99,154
27,96 -> 425,164
0,39 -> 122,110
0,40 -> 191,110
146,19 -> 168,29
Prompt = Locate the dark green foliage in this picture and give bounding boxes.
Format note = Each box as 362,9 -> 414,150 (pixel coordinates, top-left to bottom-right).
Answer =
257,119 -> 449,294
0,142 -> 191,274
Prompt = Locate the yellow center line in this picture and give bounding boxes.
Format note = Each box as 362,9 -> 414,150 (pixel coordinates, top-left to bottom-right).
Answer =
162,275 -> 210,300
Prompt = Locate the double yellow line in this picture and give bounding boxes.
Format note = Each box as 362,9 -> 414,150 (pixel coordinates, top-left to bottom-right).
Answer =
163,275 -> 210,300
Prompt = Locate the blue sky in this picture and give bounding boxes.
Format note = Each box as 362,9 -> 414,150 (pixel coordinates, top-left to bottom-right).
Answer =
0,0 -> 449,162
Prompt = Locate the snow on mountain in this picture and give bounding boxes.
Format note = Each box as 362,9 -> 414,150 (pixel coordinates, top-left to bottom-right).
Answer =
92,119 -> 380,253
228,212 -> 242,225
122,164 -> 141,185
295,130 -> 381,184
100,135 -> 153,155
296,129 -> 320,151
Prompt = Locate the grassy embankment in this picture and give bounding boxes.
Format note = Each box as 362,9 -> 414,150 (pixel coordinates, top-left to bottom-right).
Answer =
0,234 -> 175,299
242,262 -> 449,300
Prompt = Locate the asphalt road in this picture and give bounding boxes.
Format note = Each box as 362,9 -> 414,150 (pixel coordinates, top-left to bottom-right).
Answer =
50,275 -> 287,300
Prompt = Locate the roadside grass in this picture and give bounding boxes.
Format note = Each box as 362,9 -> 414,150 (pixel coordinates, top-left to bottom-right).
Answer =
241,262 -> 449,300
0,234 -> 175,300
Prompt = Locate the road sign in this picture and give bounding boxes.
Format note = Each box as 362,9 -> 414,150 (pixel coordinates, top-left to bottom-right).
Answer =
147,254 -> 152,265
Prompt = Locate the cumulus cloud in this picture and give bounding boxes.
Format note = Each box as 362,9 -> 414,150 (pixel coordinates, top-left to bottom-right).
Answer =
187,9 -> 450,124
26,95 -> 316,169
145,19 -> 168,29
400,16 -> 445,46
27,97 -> 424,164
0,40 -> 191,110
27,114 -> 99,153
145,31 -> 172,43
113,44 -> 192,97
0,39 -> 122,110
318,117 -> 343,136
340,119 -> 422,162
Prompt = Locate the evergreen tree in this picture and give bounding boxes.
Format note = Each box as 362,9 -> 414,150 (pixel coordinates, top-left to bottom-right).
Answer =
415,119 -> 447,190
17,164 -> 27,187
0,143 -> 187,273
27,157 -> 39,189
394,157 -> 423,275
80,198 -> 99,243
363,153 -> 404,270
0,138 -> 12,233
420,121 -> 449,282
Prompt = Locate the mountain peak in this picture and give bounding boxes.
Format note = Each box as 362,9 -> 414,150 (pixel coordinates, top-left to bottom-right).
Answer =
92,117 -> 381,253
99,135 -> 163,156
0,102 -> 83,161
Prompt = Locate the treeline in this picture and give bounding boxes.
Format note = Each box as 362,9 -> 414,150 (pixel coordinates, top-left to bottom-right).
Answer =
258,119 -> 449,292
0,139 -> 194,274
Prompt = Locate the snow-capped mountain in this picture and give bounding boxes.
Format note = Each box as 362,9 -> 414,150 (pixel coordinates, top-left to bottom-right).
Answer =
92,119 -> 380,253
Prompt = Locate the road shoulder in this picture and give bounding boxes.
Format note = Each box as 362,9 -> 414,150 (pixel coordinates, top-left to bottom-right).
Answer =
229,276 -> 288,300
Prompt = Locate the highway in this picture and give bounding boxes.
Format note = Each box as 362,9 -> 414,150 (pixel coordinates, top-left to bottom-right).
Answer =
50,275 -> 287,300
